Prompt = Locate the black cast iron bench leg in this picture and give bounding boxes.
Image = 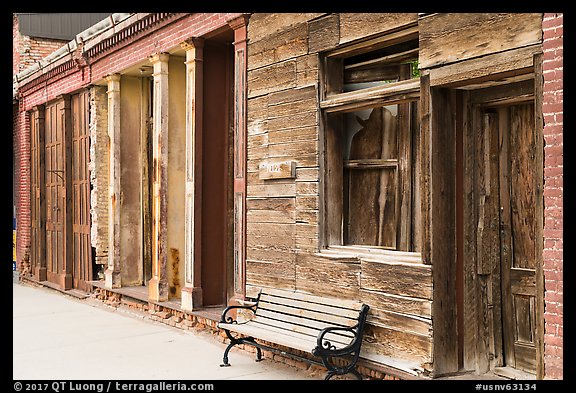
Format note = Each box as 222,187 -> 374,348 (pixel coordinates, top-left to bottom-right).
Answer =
220,338 -> 237,367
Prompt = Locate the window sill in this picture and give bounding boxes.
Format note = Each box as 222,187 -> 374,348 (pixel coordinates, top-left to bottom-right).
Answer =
316,245 -> 424,265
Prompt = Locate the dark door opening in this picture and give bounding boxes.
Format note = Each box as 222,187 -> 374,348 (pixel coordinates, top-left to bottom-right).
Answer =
201,38 -> 234,307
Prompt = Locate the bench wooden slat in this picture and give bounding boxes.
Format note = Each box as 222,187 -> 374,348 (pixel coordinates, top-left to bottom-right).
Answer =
219,322 -> 317,353
255,308 -> 357,341
250,315 -> 355,347
221,320 -> 353,352
260,287 -> 363,311
248,320 -> 352,350
259,293 -> 362,320
258,300 -> 359,328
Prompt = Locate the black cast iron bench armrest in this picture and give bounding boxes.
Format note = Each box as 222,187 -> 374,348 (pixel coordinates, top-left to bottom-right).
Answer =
219,304 -> 257,325
313,326 -> 362,357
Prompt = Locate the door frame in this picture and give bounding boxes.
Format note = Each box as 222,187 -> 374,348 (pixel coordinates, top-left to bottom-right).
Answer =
460,68 -> 544,378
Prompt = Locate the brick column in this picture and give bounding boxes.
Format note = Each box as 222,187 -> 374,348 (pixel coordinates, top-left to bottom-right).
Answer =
105,73 -> 122,289
181,38 -> 204,311
542,12 -> 563,380
14,106 -> 31,273
148,52 -> 170,302
89,86 -> 109,273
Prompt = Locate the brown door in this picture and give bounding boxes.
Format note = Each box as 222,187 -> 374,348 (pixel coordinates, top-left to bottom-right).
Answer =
30,106 -> 46,281
476,102 -> 538,375
45,101 -> 66,284
498,103 -> 538,374
71,91 -> 92,291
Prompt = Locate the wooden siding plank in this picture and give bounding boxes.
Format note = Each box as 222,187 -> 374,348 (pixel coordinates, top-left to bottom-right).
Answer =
248,22 -> 308,71
247,13 -> 325,44
295,253 -> 360,300
426,44 -> 541,88
360,288 -> 431,319
363,324 -> 432,365
339,13 -> 418,45
419,13 -> 543,69
308,13 -> 339,53
261,283 -> 363,310
360,258 -> 432,300
248,60 -> 297,99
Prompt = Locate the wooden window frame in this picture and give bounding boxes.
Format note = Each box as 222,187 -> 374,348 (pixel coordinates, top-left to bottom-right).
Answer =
319,28 -> 421,252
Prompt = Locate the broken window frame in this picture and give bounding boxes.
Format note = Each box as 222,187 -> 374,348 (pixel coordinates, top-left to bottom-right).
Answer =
320,27 -> 422,252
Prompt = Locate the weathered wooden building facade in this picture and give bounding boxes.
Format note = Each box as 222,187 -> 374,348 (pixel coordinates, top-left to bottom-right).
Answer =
13,13 -> 563,380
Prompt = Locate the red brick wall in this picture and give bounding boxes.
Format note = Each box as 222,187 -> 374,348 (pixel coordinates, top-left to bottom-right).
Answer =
14,13 -> 242,271
13,14 -> 68,75
89,13 -> 239,82
13,107 -> 30,271
542,12 -> 563,380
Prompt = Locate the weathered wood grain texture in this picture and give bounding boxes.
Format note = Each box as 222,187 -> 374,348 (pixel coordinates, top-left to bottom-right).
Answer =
419,13 -> 543,69
470,79 -> 535,105
247,183 -> 296,198
361,289 -> 431,319
267,85 -> 318,131
268,126 -> 318,145
295,222 -> 319,252
411,101 -> 422,252
368,309 -> 432,336
419,73 -> 431,266
360,258 -> 432,300
248,60 -> 297,98
339,13 -> 418,44
363,324 -> 432,365
295,168 -> 320,183
247,13 -> 325,44
247,95 -> 268,136
346,106 -> 397,247
246,271 -> 296,291
462,90 -> 478,371
248,22 -> 308,71
295,252 -> 360,300
321,79 -> 420,113
247,222 -> 295,249
533,52 -> 545,380
427,44 -> 541,88
308,13 -> 340,53
297,54 -> 319,87
246,219 -> 296,290
429,87 -> 458,375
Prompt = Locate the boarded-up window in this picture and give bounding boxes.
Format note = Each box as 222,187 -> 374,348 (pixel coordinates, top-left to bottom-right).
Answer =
321,29 -> 421,251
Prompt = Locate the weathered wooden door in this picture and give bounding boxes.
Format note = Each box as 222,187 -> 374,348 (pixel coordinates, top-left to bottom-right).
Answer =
475,102 -> 538,375
30,106 -> 46,281
498,103 -> 538,374
71,91 -> 92,291
44,100 -> 66,284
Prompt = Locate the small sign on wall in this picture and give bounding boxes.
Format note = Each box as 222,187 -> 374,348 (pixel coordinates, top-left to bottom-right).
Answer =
258,160 -> 296,180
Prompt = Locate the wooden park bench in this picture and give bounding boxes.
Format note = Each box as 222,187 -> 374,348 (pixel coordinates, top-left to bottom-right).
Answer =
217,288 -> 369,380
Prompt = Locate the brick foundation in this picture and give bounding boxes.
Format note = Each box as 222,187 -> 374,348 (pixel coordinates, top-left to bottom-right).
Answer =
90,287 -> 401,380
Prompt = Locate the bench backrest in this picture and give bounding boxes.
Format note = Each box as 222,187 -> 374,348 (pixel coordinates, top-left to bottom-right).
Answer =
251,288 -> 367,349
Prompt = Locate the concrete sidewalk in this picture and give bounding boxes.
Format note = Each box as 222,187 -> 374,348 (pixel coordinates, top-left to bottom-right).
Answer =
13,274 -> 319,380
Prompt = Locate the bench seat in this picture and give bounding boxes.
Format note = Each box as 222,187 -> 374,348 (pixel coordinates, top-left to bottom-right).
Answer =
217,288 -> 369,380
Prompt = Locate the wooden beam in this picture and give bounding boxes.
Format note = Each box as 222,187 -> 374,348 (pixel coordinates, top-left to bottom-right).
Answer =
430,86 -> 458,376
427,44 -> 541,88
320,78 -> 420,113
419,13 -> 543,69
533,52 -> 545,380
